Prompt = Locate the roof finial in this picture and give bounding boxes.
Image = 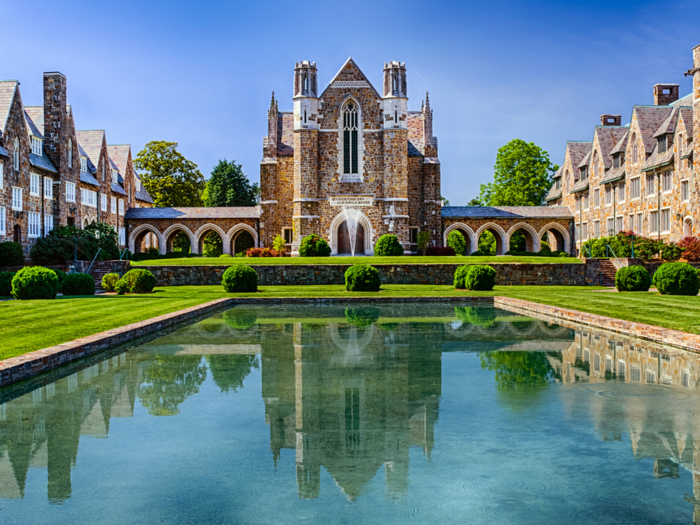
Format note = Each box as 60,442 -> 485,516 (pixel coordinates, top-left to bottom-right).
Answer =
424,91 -> 431,111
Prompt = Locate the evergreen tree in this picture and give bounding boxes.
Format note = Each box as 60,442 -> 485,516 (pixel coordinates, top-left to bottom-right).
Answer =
204,160 -> 259,207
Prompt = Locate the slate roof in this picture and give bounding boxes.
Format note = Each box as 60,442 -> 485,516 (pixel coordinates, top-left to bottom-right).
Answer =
76,130 -> 105,166
29,152 -> 57,173
595,126 -> 628,170
552,166 -> 563,179
671,93 -> 693,107
442,206 -> 573,219
24,107 -> 44,137
80,171 -> 100,187
642,147 -> 675,172
633,106 -> 673,153
600,165 -> 625,184
679,108 -> 693,139
134,175 -> 154,204
0,81 -> 18,135
79,143 -> 97,173
577,151 -> 591,169
653,107 -> 680,138
125,206 -> 261,220
107,145 -> 130,173
570,179 -> 589,194
610,130 -> 629,155
545,188 -> 562,202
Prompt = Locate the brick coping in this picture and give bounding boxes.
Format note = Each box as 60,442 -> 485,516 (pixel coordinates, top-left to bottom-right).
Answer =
3,294 -> 700,390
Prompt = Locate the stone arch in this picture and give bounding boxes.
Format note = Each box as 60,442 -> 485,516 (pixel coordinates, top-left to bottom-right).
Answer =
538,222 -> 571,253
443,222 -> 476,255
194,223 -> 229,256
162,224 -> 195,255
227,224 -> 258,255
329,210 -> 374,255
475,223 -> 507,256
684,216 -> 693,237
506,222 -> 541,253
129,224 -> 162,254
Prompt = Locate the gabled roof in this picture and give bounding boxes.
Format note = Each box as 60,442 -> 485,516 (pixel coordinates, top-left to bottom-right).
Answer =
442,206 -> 573,219
653,107 -> 680,138
566,142 -> 592,176
600,165 -> 625,185
552,166 -> 563,179
544,189 -> 562,202
594,126 -> 628,170
0,81 -> 18,136
134,177 -> 154,204
107,144 -> 131,173
24,107 -> 44,137
610,130 -> 629,155
577,151 -> 591,169
80,171 -> 100,187
632,106 -> 673,153
670,93 -> 693,107
570,179 -> 589,194
319,57 -> 381,99
642,147 -> 674,172
78,143 -> 97,173
125,206 -> 261,220
679,108 -> 693,139
29,152 -> 57,173
76,130 -> 105,166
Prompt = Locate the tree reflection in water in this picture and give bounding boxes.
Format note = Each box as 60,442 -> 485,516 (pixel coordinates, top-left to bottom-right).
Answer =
138,355 -> 208,416
208,354 -> 259,394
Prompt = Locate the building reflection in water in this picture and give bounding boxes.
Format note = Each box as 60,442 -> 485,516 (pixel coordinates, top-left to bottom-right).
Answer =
1,304 -> 700,517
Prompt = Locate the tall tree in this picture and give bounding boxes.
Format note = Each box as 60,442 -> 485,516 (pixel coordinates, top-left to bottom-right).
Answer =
134,141 -> 206,207
204,159 -> 259,207
477,139 -> 558,206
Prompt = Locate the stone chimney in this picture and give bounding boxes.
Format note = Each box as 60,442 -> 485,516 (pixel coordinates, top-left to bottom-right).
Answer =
42,72 -> 68,170
653,83 -> 679,105
600,114 -> 621,126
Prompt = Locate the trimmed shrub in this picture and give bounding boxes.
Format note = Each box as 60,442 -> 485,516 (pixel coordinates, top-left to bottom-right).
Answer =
345,264 -> 381,292
11,266 -> 58,300
455,264 -> 496,291
299,234 -> 331,257
52,269 -> 66,292
679,237 -> 700,262
417,231 -> 431,256
62,273 -> 96,296
634,237 -> 663,262
220,254 -> 232,259
30,236 -> 73,266
345,307 -> 380,328
615,266 -> 652,292
222,265 -> 258,293
223,308 -> 258,330
661,242 -> 683,262
121,269 -> 157,294
102,273 -> 120,292
374,234 -> 404,256
453,265 -> 471,289
115,279 -> 128,295
246,247 -> 282,257
446,230 -> 466,256
0,242 -> 24,267
454,306 -> 497,328
653,262 -> 700,296
425,246 -> 455,256
470,250 -> 487,256
0,271 -> 15,296
272,234 -> 287,253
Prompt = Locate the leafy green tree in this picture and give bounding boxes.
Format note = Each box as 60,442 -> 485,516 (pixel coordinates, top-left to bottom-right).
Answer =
134,141 -> 206,207
478,139 -> 558,206
207,355 -> 259,394
467,198 -> 482,206
441,196 -> 451,206
204,159 -> 259,207
417,231 -> 431,256
478,231 -> 496,255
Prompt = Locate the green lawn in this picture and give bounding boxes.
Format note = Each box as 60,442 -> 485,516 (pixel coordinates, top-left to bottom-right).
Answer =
2,284 -> 700,360
130,255 -> 582,266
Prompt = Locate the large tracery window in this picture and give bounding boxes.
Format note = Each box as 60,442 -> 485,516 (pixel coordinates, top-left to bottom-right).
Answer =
343,102 -> 359,175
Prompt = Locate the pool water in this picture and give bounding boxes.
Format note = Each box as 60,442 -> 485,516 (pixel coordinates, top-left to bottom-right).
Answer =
1,304 -> 699,524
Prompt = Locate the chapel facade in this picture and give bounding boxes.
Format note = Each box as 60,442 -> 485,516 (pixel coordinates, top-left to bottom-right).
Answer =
258,58 -> 442,255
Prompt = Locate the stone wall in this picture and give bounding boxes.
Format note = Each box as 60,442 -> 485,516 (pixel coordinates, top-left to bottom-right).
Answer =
140,262 -> 598,287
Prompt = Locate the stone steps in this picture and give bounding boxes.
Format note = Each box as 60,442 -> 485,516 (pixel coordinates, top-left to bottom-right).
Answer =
597,260 -> 617,287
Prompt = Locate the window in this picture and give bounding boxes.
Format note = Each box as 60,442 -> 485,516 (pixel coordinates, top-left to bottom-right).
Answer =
662,171 -> 672,193
12,187 -> 22,211
633,140 -> 638,164
44,215 -> 53,234
617,182 -> 625,203
342,102 -> 359,176
81,188 -> 97,208
649,210 -> 659,233
118,199 -> 124,215
111,196 -> 117,214
409,227 -> 419,244
112,170 -> 119,184
0,206 -> 5,235
631,367 -> 641,382
101,193 -> 108,211
607,218 -> 614,235
101,164 -> 105,181
30,136 -> 42,156
613,154 -> 620,169
80,156 -> 88,173
583,194 -> 589,210
582,222 -> 588,240
44,177 -> 53,199
646,173 -> 655,196
681,180 -> 689,201
658,135 -> 667,154
28,212 -> 40,238
593,188 -> 600,207
580,166 -> 588,180
13,137 -> 19,171
67,138 -> 72,166
604,186 -> 612,205
630,177 -> 640,199
636,213 -> 642,234
136,180 -> 142,192
576,198 -> 581,212
617,360 -> 626,379
629,214 -> 634,232
555,178 -> 561,189
30,173 -> 40,196
616,216 -> 623,233
661,209 -> 671,233
118,227 -> 125,246
283,228 -> 292,244
593,220 -> 600,238
66,182 -> 76,202
0,162 -> 3,189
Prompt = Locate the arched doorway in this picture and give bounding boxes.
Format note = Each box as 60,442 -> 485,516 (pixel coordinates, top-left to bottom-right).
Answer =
539,223 -> 570,254
232,230 -> 255,255
13,225 -> 21,244
477,229 -> 502,255
165,229 -> 192,254
338,221 -> 365,255
133,227 -> 160,253
509,228 -> 535,252
199,230 -> 223,257
452,228 -> 471,255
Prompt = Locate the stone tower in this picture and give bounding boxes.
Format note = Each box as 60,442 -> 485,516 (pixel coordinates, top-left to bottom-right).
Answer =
42,72 -> 70,227
292,61 -> 320,254
421,92 -> 441,242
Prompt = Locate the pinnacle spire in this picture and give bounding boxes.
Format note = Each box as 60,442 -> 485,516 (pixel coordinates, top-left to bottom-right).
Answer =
424,91 -> 431,111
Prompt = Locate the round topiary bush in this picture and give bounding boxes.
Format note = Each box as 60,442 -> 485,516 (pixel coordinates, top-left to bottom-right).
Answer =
11,266 -> 58,300
223,308 -> 258,330
299,234 -> 332,257
0,271 -> 15,296
374,234 -> 404,256
62,273 -> 96,296
344,264 -> 381,292
115,279 -> 128,295
222,265 -> 258,293
0,241 -> 24,267
345,307 -> 380,327
102,273 -> 120,292
446,230 -> 466,256
121,269 -> 157,293
653,262 -> 700,296
456,264 -> 496,291
615,266 -> 652,292
453,265 -> 472,289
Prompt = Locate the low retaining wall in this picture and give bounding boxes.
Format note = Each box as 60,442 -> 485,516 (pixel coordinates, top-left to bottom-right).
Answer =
141,262 -> 599,287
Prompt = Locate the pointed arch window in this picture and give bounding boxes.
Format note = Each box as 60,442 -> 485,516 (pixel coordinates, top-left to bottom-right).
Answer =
13,138 -> 19,171
343,102 -> 359,175
67,138 -> 72,166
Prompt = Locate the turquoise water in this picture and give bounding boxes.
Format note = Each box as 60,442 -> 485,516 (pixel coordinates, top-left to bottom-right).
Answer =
1,304 -> 699,524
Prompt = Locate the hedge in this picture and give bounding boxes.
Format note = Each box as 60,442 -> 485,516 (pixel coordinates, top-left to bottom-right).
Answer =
222,265 -> 258,293
11,266 -> 58,300
345,264 -> 381,292
374,234 -> 404,256
0,242 -> 24,267
653,262 -> 700,296
454,264 -> 496,291
62,273 -> 96,296
121,269 -> 157,293
615,266 -> 651,292
115,280 -> 129,295
0,271 -> 15,296
52,269 -> 66,292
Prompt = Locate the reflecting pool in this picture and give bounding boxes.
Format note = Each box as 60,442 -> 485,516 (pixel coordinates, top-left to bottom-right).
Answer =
1,304 -> 700,524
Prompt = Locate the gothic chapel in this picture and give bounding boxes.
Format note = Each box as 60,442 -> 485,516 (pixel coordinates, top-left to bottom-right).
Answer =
259,58 -> 441,255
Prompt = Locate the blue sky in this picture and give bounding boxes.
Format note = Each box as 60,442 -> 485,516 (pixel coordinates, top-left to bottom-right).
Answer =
4,0 -> 699,204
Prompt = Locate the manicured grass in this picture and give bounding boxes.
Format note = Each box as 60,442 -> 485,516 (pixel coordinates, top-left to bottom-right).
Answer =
2,284 -> 700,360
131,255 -> 582,266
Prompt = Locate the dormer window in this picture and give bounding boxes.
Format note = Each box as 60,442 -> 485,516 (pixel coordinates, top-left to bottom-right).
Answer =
580,167 -> 588,180
30,136 -> 42,156
112,169 -> 118,184
658,135 -> 667,154
555,178 -> 561,189
80,156 -> 88,173
136,180 -> 142,192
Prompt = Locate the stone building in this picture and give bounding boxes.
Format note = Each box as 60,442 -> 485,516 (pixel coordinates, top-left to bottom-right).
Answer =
0,72 -> 152,255
546,43 -> 700,255
259,58 -> 442,255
